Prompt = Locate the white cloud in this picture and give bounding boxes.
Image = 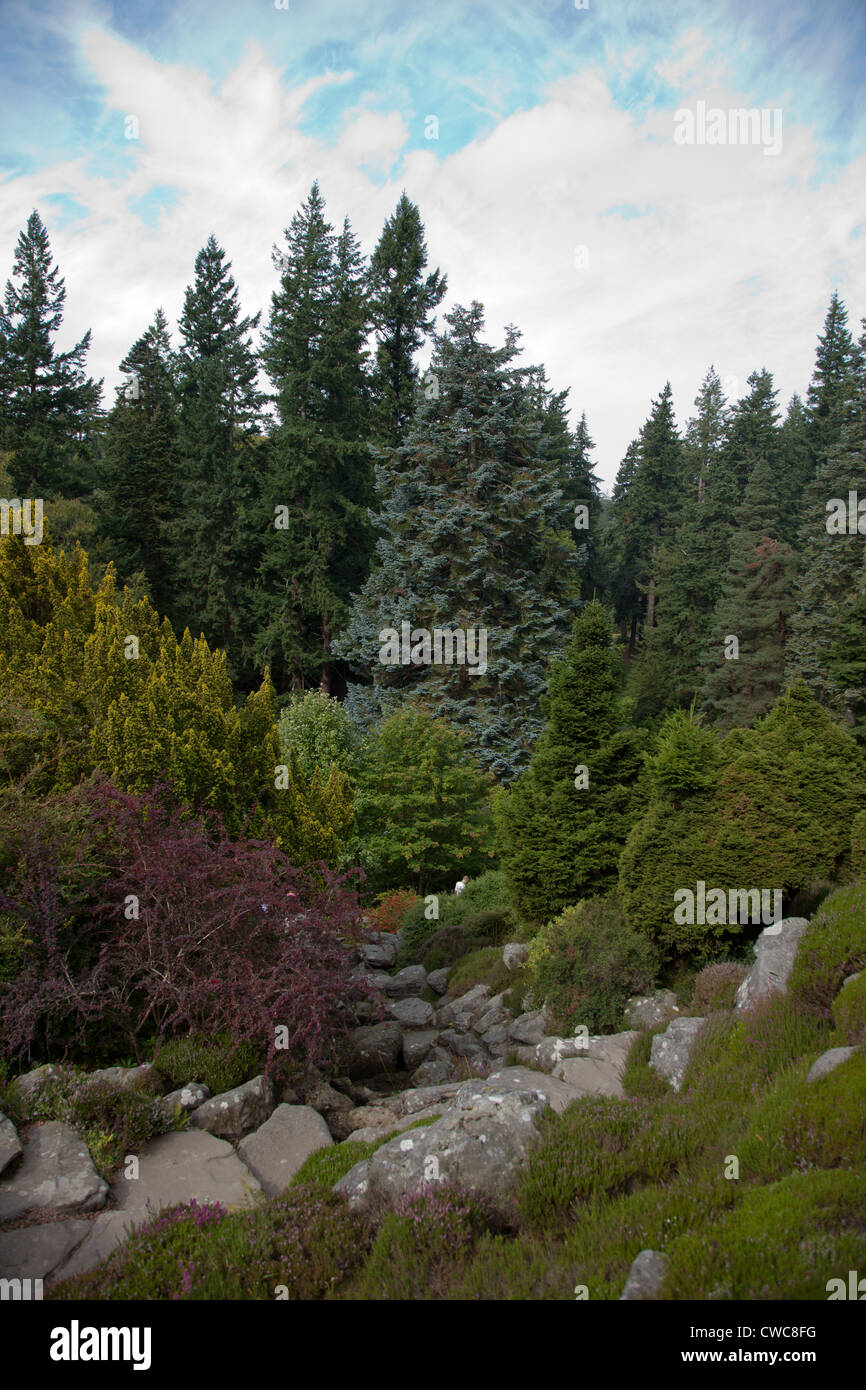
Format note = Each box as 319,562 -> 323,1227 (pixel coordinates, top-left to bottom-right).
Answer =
0,23 -> 863,489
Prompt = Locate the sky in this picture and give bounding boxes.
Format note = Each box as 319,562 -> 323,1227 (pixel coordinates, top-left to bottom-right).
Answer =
1,0 -> 864,491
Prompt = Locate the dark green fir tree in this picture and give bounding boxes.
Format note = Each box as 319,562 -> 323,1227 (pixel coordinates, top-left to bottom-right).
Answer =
0,210 -> 102,496
496,601 -> 646,922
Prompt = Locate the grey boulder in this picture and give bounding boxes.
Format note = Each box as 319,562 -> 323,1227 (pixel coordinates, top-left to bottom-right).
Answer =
237,1104 -> 333,1195
342,1021 -> 403,1079
359,933 -> 399,969
410,1049 -> 453,1086
188,1073 -> 274,1142
0,1111 -> 22,1178
387,996 -> 434,1028
334,1076 -> 549,1217
806,1046 -> 856,1084
734,917 -> 810,1012
162,1081 -> 211,1115
0,1122 -> 108,1222
623,990 -> 680,1030
620,1249 -> 669,1300
502,942 -> 529,970
426,968 -> 450,995
508,1009 -> 549,1045
402,1029 -> 438,1070
384,965 -> 427,998
649,1017 -> 706,1092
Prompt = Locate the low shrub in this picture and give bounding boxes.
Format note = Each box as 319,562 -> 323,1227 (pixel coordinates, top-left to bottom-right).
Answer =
852,810 -> 866,883
367,889 -> 421,935
682,992 -> 830,1107
456,870 -> 510,914
50,1187 -> 371,1300
664,1168 -> 866,1300
12,1065 -> 173,1180
621,1028 -> 671,1101
691,961 -> 747,1013
447,947 -> 512,999
153,1033 -> 263,1098
788,884 -> 866,1018
833,970 -> 866,1045
516,1095 -> 703,1231
779,1048 -> 866,1170
351,1183 -> 492,1300
525,895 -> 658,1035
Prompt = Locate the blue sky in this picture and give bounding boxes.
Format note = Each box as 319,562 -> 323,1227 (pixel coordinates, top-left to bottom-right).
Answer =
1,0 -> 864,487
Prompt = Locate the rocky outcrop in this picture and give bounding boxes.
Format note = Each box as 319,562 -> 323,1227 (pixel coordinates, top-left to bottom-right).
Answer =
553,1031 -> 640,1098
162,1081 -> 211,1115
342,1021 -> 403,1079
334,1076 -> 550,1218
650,1017 -> 706,1092
734,917 -> 810,1013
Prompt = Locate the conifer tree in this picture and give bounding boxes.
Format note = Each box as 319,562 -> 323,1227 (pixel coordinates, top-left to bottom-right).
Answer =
367,193 -> 446,449
721,368 -> 781,504
614,383 -> 683,645
0,210 -> 102,495
496,601 -> 646,923
173,236 -> 263,684
255,185 -> 375,694
785,385 -> 866,711
334,302 -> 580,781
805,291 -> 861,467
630,368 -> 731,715
699,456 -> 797,729
604,439 -> 642,655
98,309 -> 180,616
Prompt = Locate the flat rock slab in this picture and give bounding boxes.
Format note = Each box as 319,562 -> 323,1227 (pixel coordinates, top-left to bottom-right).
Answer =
237,1104 -> 333,1196
0,1219 -> 93,1281
387,997 -> 434,1027
49,1210 -> 144,1286
0,1122 -> 108,1222
806,1046 -> 856,1084
0,1111 -> 22,1178
485,1066 -> 587,1115
344,1105 -> 444,1145
113,1129 -> 262,1218
553,1034 -> 639,1095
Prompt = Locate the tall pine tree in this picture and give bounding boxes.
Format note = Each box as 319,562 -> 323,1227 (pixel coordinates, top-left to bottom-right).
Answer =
367,193 -> 446,449
98,309 -> 180,616
0,210 -> 101,496
255,184 -> 375,694
173,235 -> 264,685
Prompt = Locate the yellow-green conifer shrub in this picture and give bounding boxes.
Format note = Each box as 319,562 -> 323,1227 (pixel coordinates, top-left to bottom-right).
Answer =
0,532 -> 356,857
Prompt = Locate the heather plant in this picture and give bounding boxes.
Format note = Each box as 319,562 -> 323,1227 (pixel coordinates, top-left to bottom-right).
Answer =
663,1169 -> 866,1300
446,945 -> 512,998
682,992 -> 830,1106
352,1183 -> 492,1299
517,1095 -> 704,1232
832,969 -> 866,1045
0,777 -> 364,1070
525,895 -> 658,1035
779,1048 -> 866,1170
153,1033 -> 262,1098
51,1188 -> 371,1300
691,960 -> 747,1012
853,809 -> 866,883
788,884 -> 866,1018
